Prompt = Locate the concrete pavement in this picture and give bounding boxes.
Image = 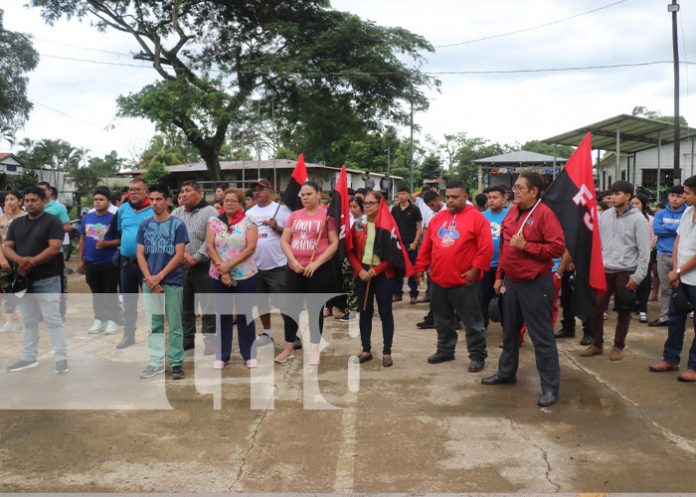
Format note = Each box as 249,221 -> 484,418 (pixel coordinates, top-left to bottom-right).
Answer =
0,283 -> 695,493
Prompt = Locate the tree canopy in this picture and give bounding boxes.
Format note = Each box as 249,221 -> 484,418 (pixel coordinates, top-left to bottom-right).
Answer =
31,0 -> 435,179
0,9 -> 39,144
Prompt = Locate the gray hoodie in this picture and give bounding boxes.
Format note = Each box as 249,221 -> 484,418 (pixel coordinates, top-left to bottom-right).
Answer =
599,205 -> 651,283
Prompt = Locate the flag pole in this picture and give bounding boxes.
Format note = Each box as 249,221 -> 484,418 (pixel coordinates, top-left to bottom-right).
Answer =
362,252 -> 376,311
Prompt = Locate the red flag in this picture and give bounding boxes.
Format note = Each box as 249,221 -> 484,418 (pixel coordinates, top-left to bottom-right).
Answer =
281,153 -> 309,211
543,132 -> 606,319
374,199 -> 414,276
337,166 -> 352,254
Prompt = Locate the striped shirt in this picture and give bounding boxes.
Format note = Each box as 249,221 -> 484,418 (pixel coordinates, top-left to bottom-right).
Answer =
172,203 -> 219,262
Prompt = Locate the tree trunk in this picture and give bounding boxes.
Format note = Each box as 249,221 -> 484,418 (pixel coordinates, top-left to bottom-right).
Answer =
200,148 -> 221,182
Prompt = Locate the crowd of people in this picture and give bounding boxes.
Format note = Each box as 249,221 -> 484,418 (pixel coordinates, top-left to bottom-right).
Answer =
1,171 -> 696,409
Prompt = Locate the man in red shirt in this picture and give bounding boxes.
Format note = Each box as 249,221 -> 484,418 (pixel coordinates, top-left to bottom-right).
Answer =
482,172 -> 565,407
414,181 -> 493,372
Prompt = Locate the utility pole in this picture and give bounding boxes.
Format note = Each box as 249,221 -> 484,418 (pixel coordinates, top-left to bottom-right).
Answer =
409,98 -> 414,192
669,0 -> 681,185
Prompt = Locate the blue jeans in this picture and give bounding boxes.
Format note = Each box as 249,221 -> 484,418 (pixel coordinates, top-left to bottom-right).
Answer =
664,283 -> 696,370
209,276 -> 257,362
393,248 -> 418,298
19,276 -> 66,361
120,258 -> 143,336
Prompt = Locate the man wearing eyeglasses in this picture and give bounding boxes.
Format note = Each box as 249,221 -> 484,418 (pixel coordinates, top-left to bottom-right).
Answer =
100,178 -> 153,349
482,172 -> 565,407
172,179 -> 220,353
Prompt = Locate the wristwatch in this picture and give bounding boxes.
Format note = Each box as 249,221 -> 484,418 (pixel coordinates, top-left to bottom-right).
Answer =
677,268 -> 682,275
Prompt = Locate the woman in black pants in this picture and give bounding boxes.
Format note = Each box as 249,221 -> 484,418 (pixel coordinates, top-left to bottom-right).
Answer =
631,193 -> 655,323
276,182 -> 338,365
347,192 -> 395,367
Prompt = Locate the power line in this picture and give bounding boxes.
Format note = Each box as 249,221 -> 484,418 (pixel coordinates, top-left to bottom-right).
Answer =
435,0 -> 627,49
425,60 -> 696,75
38,51 -> 696,75
32,36 -> 133,57
40,53 -> 151,68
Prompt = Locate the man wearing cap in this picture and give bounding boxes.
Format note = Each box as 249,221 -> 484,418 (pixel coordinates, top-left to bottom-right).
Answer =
650,184 -> 687,327
582,180 -> 650,361
649,175 -> 696,381
172,179 -> 219,352
246,179 -> 294,347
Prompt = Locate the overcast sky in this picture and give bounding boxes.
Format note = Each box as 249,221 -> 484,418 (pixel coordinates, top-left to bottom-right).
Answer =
2,0 -> 695,163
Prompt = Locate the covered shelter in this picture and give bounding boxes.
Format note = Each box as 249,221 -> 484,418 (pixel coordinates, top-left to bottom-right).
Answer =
117,159 -> 402,199
542,114 -> 696,202
472,150 -> 568,192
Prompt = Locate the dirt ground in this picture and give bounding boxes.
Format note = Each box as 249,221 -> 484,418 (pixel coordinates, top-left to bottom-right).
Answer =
1,271 -> 696,493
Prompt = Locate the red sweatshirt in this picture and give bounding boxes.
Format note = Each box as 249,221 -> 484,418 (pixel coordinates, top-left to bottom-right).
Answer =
414,205 -> 493,288
496,202 -> 565,282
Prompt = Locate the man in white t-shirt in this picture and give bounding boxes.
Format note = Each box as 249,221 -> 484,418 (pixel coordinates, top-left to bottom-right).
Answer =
247,179 -> 293,347
649,175 -> 696,381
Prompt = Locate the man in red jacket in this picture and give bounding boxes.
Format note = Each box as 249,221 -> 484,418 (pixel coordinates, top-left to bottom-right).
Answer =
482,172 -> 565,407
414,181 -> 493,372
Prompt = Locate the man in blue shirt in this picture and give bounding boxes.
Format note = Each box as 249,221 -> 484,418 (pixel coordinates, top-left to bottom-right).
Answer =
136,185 -> 189,380
480,185 -> 509,328
78,186 -> 121,335
100,179 -> 153,348
651,185 -> 687,326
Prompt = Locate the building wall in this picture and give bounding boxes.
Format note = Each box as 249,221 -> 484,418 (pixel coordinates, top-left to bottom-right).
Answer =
597,137 -> 696,189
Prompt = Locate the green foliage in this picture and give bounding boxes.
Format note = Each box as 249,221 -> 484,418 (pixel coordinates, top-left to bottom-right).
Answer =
632,106 -> 688,126
7,169 -> 39,191
143,160 -> 168,186
0,9 -> 39,144
31,0 -> 435,179
519,140 -> 574,159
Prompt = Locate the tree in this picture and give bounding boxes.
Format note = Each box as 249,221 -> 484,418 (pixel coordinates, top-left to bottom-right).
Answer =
33,1 -> 435,179
632,106 -> 688,126
519,140 -> 574,159
419,154 -> 442,180
0,9 -> 39,144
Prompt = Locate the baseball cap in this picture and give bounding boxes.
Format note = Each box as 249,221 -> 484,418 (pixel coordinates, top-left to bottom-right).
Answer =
251,179 -> 272,189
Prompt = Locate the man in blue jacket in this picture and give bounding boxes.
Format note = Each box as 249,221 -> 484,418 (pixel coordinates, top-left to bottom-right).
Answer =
651,185 -> 687,326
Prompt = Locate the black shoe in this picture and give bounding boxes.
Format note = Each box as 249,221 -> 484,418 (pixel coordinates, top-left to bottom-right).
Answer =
481,373 -> 516,385
427,352 -> 455,364
417,319 -> 435,329
116,334 -> 135,349
468,359 -> 484,372
356,352 -> 373,364
579,335 -> 593,346
171,365 -> 184,380
649,318 -> 669,327
554,328 -> 576,339
537,391 -> 558,407
293,337 -> 303,350
183,340 -> 195,351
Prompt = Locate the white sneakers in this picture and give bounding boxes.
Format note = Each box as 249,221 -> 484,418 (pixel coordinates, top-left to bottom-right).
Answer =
104,321 -> 120,335
86,319 -> 120,335
86,320 -> 105,334
0,320 -> 17,333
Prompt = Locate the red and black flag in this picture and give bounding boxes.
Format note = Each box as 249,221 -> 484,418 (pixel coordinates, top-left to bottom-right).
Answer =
281,153 -> 308,211
542,132 -> 606,319
326,165 -> 352,260
373,198 -> 414,275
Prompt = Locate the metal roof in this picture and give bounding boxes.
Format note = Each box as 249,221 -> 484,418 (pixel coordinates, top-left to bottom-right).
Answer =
118,159 -> 402,179
472,150 -> 568,166
541,114 -> 696,154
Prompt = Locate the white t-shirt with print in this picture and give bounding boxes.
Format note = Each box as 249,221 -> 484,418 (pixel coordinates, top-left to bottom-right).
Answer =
246,201 -> 291,270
